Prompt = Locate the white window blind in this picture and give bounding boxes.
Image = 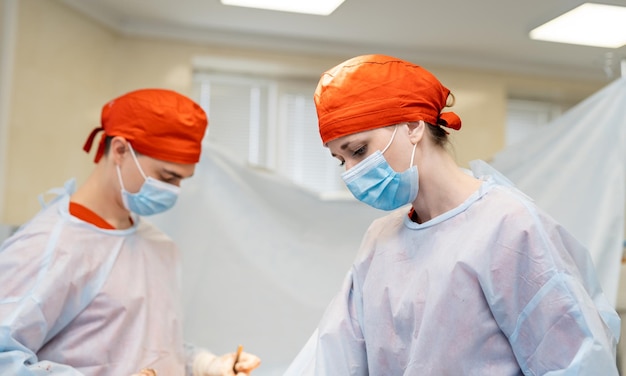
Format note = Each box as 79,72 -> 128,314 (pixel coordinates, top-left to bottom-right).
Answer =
198,74 -> 273,167
195,72 -> 347,197
506,99 -> 563,146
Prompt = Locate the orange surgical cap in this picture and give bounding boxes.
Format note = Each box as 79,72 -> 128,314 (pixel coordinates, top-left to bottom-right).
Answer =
314,54 -> 461,144
83,88 -> 208,164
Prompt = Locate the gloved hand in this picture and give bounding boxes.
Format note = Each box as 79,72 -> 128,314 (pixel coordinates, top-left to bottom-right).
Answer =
193,350 -> 261,376
130,368 -> 157,376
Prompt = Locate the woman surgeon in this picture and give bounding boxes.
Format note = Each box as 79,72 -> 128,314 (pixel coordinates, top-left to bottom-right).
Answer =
284,54 -> 620,375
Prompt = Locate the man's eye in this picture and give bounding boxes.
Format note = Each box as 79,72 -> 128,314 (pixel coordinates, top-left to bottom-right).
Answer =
161,176 -> 177,184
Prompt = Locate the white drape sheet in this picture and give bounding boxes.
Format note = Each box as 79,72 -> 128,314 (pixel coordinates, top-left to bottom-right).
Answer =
151,77 -> 625,375
490,77 -> 626,307
150,144 -> 383,375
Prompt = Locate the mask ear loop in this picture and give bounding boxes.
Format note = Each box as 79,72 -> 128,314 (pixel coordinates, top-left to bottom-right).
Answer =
409,142 -> 417,168
381,124 -> 399,154
116,165 -> 127,191
116,142 -> 148,192
127,143 -> 148,180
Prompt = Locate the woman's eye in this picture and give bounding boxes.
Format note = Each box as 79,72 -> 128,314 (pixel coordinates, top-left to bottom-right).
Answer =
353,145 -> 367,157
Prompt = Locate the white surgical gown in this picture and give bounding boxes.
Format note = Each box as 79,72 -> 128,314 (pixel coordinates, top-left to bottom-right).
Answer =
285,162 -> 620,375
0,180 -> 194,375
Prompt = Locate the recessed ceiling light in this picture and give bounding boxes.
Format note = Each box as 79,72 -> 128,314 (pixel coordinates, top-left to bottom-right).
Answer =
220,0 -> 345,16
529,3 -> 626,48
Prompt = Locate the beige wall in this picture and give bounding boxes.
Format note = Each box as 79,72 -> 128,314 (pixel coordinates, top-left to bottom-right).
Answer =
1,0 -> 607,225
0,0 -> 16,220
5,0 -> 117,224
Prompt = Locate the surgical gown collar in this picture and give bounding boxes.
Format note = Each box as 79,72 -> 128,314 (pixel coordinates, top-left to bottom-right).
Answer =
49,179 -> 141,235
403,160 -> 523,230
403,177 -> 494,230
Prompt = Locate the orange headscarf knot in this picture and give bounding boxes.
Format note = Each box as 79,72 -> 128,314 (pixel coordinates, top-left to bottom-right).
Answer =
438,112 -> 462,130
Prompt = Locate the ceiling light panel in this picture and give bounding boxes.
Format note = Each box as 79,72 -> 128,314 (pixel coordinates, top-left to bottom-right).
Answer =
220,0 -> 345,16
529,3 -> 626,48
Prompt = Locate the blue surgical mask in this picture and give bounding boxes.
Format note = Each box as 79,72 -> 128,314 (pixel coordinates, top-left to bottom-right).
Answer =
341,125 -> 419,211
116,144 -> 180,216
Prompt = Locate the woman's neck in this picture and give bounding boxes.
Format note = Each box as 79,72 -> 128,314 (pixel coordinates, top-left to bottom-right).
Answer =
411,151 -> 481,223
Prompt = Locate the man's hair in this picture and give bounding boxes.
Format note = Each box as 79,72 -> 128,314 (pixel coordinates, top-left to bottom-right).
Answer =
102,136 -> 141,157
103,135 -> 114,155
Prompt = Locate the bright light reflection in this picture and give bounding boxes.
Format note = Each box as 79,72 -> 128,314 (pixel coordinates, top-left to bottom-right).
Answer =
220,0 -> 345,16
530,3 -> 626,48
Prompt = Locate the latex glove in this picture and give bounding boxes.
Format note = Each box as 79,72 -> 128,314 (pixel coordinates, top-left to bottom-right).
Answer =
193,350 -> 261,376
130,369 -> 157,376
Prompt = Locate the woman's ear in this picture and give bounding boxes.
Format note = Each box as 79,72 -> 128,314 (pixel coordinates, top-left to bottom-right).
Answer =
407,120 -> 426,145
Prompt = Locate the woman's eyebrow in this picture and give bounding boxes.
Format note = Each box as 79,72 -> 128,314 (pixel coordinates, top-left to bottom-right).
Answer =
331,142 -> 350,158
339,141 -> 352,151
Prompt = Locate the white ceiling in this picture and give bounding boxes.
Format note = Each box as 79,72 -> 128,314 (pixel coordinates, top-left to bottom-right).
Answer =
60,0 -> 626,81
